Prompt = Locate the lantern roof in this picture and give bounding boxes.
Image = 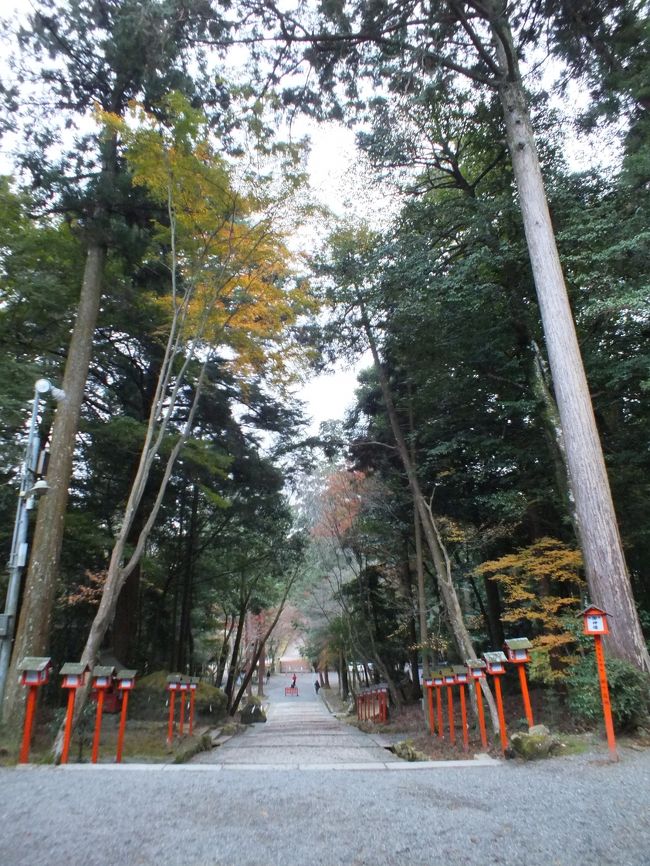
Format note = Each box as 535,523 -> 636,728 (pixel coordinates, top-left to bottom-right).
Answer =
577,605 -> 609,618
483,651 -> 508,664
504,637 -> 533,651
92,665 -> 115,678
465,658 -> 487,669
18,656 -> 51,673
60,662 -> 89,677
117,669 -> 137,680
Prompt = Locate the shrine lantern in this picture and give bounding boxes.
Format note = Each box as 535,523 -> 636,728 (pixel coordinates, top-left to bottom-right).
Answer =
577,605 -> 617,760
483,651 -> 507,676
91,666 -> 115,764
17,657 -> 52,763
504,637 -> 532,664
466,659 -> 487,680
19,656 -> 51,687
579,605 -> 610,636
115,669 -> 137,763
504,638 -> 534,728
59,662 -> 89,764
483,652 -> 509,752
60,662 -> 88,690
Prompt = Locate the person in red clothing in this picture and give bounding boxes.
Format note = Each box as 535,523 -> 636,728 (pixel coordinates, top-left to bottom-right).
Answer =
291,674 -> 297,689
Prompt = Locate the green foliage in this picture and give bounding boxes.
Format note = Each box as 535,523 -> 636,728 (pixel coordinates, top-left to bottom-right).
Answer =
566,656 -> 650,732
128,671 -> 227,722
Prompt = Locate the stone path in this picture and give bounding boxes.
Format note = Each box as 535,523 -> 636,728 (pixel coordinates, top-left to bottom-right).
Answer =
189,676 -> 497,770
191,695 -> 404,767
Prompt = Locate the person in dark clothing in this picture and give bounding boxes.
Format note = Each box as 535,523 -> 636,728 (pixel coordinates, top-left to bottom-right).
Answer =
314,680 -> 320,694
291,673 -> 297,689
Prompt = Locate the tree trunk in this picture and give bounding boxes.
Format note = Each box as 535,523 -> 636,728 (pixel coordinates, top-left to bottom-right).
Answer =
257,642 -> 266,697
408,395 -> 431,682
225,602 -> 247,707
215,616 -> 234,688
493,21 -> 650,672
3,243 -> 105,725
357,297 -> 500,732
340,652 -> 349,701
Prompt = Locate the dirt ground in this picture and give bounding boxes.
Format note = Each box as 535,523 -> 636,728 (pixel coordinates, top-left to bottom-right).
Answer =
320,685 -> 650,760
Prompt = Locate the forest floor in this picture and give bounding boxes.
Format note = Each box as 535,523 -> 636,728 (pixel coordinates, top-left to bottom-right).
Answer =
319,685 -> 650,762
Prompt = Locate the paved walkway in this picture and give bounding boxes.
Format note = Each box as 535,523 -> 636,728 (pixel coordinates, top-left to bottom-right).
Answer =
190,675 -> 496,770
191,678 -> 403,767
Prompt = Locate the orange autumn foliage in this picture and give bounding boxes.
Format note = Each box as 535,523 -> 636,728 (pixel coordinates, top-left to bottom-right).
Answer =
475,537 -> 585,682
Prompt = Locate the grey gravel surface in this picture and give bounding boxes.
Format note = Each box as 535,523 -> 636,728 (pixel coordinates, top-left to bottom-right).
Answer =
1,675 -> 648,865
1,749 -> 649,866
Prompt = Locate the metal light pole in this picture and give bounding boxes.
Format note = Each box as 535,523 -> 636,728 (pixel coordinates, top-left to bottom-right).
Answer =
0,379 -> 64,708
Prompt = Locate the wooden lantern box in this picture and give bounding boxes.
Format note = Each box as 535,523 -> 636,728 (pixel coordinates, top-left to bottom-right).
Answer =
483,651 -> 508,675
18,656 -> 52,686
18,656 -> 52,687
465,659 -> 487,680
578,605 -> 610,636
504,638 -> 533,664
60,662 -> 89,689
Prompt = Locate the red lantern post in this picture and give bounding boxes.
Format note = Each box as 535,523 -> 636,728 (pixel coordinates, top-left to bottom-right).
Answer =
91,666 -> 115,764
59,662 -> 89,764
188,676 -> 199,736
504,638 -> 534,728
466,659 -> 488,750
17,657 -> 51,764
424,680 -> 435,735
453,666 -> 470,752
579,606 -> 617,760
178,679 -> 188,734
483,651 -> 509,753
166,675 -> 182,745
432,672 -> 444,739
115,669 -> 136,763
443,669 -> 456,746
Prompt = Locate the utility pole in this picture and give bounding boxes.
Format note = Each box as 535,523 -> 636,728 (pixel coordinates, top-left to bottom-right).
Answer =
0,379 -> 64,712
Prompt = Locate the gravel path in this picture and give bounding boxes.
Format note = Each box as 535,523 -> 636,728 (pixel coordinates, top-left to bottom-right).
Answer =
1,675 -> 648,865
1,748 -> 649,865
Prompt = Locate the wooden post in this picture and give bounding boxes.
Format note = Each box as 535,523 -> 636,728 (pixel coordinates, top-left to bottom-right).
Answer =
426,684 -> 435,735
436,685 -> 444,739
61,689 -> 77,765
189,689 -> 195,736
179,691 -> 185,735
91,689 -> 105,764
116,690 -> 130,763
493,677 -> 508,753
446,685 -> 455,745
518,665 -> 534,728
19,686 -> 38,764
474,680 -> 488,750
167,690 -> 176,745
459,684 -> 469,752
594,634 -> 618,760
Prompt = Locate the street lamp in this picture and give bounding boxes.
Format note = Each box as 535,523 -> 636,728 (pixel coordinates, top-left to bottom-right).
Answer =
0,379 -> 65,709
